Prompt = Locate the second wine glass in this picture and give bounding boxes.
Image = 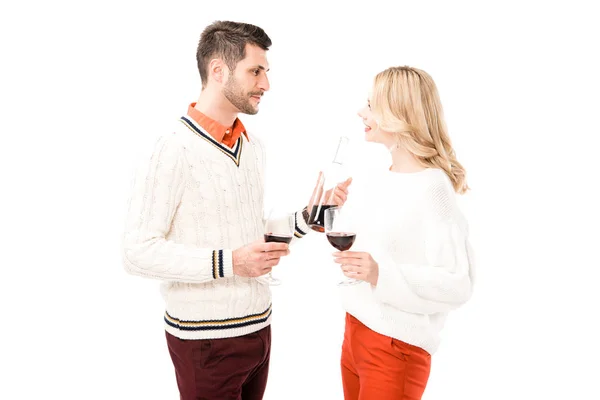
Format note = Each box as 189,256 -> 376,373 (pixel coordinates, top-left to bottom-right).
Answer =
261,211 -> 294,286
324,206 -> 360,286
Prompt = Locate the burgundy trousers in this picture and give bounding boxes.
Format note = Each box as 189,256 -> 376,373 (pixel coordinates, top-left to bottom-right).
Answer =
165,326 -> 271,400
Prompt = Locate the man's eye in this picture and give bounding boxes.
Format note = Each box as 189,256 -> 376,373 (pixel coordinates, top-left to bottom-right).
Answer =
253,69 -> 260,76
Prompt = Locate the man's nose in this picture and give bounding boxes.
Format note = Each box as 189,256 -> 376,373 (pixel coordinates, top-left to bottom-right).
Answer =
258,75 -> 270,92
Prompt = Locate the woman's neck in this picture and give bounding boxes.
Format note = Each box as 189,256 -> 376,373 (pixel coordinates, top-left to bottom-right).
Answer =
388,145 -> 427,173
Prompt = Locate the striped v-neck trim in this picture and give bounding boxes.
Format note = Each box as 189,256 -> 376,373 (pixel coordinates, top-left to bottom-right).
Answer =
180,116 -> 244,167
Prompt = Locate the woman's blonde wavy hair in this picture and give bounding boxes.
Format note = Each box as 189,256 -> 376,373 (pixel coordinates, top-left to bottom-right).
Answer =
371,66 -> 469,194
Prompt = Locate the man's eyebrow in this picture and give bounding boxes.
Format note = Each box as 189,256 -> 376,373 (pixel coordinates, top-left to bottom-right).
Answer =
253,65 -> 270,72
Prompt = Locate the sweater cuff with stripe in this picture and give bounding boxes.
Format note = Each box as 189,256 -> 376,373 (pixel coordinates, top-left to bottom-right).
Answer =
293,207 -> 311,238
212,249 -> 234,279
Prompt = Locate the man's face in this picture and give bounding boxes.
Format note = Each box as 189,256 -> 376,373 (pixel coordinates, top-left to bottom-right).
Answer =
223,44 -> 270,115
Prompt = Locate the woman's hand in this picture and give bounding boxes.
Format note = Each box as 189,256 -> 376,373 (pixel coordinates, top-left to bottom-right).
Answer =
333,251 -> 379,286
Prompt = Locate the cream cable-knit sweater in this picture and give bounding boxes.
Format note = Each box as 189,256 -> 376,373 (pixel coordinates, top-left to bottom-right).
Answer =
122,115 -> 310,339
339,167 -> 475,355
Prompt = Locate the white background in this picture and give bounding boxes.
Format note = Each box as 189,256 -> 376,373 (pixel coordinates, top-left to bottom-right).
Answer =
1,0 -> 599,399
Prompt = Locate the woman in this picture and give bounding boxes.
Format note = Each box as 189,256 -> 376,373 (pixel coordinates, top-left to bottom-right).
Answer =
332,66 -> 475,400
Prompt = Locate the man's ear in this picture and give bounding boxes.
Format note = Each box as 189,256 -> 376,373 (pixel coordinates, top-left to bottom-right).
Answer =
209,58 -> 226,84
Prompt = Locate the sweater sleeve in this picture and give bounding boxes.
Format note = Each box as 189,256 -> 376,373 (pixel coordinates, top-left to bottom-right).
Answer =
122,134 -> 234,282
292,207 -> 311,241
373,184 -> 475,314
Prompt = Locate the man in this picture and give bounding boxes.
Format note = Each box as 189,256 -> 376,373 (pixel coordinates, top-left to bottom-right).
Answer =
122,21 -> 351,399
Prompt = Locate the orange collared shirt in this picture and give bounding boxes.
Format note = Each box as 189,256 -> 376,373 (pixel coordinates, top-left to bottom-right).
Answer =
187,103 -> 249,148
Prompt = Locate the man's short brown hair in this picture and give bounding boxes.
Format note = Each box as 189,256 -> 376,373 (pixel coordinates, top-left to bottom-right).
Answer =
196,21 -> 272,88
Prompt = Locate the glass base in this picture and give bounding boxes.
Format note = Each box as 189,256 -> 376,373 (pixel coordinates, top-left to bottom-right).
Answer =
338,277 -> 361,286
258,273 -> 282,286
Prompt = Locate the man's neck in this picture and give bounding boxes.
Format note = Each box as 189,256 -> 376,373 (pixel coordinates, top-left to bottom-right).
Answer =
194,88 -> 238,127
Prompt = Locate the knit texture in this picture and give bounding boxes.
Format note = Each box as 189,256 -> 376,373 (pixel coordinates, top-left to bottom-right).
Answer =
339,168 -> 475,355
122,116 -> 309,339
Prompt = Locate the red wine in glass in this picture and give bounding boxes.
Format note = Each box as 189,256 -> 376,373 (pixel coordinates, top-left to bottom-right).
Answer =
261,211 -> 295,286
264,234 -> 293,244
326,232 -> 356,251
324,207 -> 360,286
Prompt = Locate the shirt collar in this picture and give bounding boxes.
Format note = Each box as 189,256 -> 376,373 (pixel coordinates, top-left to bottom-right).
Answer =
186,103 -> 249,145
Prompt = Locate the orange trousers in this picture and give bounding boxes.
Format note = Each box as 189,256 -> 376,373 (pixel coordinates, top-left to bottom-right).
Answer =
341,313 -> 431,400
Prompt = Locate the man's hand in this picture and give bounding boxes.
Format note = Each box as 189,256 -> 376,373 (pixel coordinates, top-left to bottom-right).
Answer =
232,239 -> 290,277
325,176 -> 352,206
333,251 -> 379,286
307,172 -> 353,212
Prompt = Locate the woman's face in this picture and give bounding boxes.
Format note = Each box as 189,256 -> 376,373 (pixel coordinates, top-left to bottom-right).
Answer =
357,97 -> 380,143
357,95 -> 394,145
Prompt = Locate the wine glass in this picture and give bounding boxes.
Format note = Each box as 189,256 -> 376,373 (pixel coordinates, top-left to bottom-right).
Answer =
260,210 -> 294,286
324,207 -> 360,286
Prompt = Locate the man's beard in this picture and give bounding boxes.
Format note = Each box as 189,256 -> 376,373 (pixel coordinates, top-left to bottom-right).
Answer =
223,75 -> 262,115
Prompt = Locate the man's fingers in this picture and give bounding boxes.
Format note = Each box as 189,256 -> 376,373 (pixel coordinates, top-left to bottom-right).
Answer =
334,193 -> 347,204
326,191 -> 347,205
263,242 -> 289,252
337,187 -> 349,196
313,184 -> 323,201
270,250 -> 289,258
266,258 -> 280,267
338,177 -> 353,190
262,250 -> 289,261
315,171 -> 324,182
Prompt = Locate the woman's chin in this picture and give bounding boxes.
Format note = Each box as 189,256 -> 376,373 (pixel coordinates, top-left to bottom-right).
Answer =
364,131 -> 376,142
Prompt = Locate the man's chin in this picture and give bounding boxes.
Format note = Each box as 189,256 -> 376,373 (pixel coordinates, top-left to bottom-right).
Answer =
240,106 -> 259,115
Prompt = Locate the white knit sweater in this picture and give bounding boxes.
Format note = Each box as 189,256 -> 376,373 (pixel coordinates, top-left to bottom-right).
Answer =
122,115 -> 310,339
339,167 -> 475,355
